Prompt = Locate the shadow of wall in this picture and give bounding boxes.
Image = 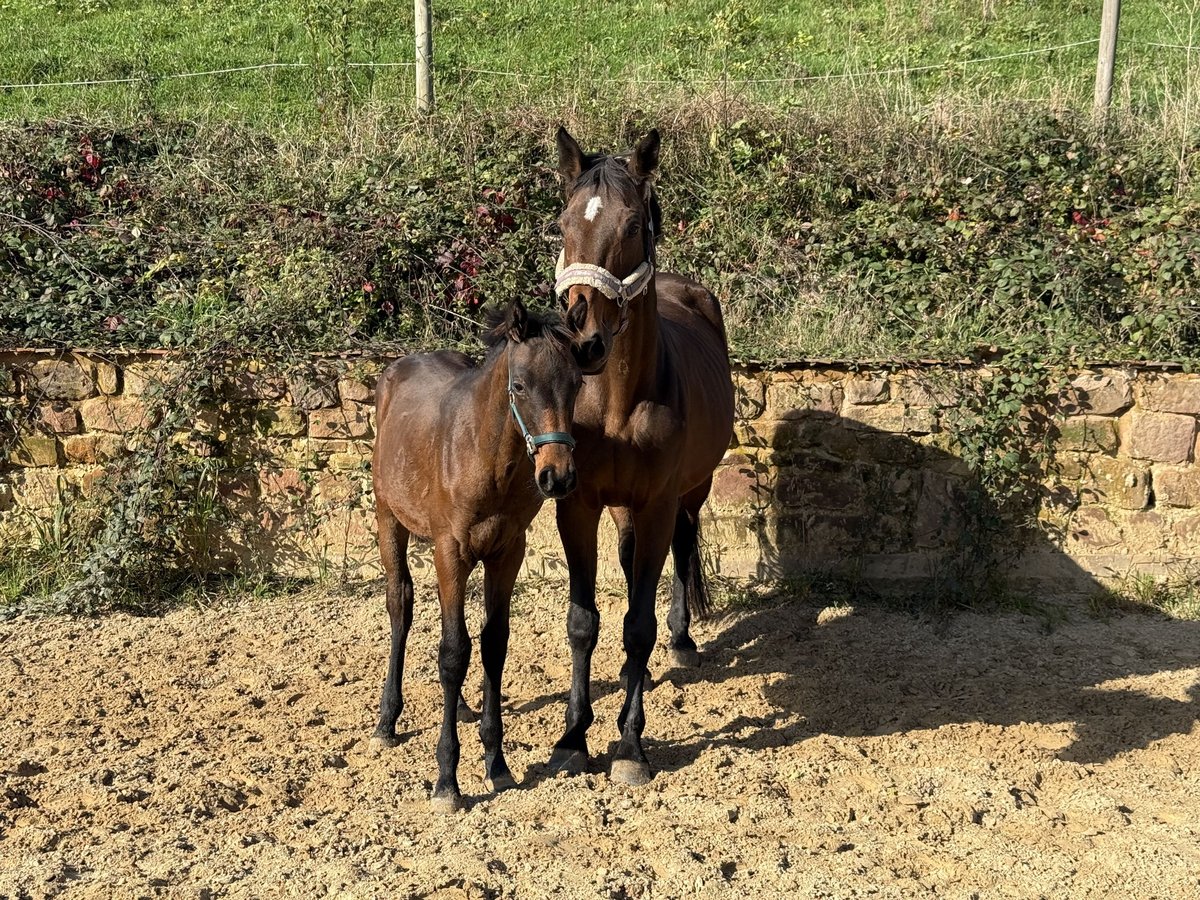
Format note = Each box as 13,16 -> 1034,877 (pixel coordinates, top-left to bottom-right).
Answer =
699,367 -> 1184,603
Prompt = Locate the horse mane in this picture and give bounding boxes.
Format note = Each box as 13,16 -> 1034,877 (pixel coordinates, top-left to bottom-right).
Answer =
569,155 -> 663,242
481,304 -> 573,352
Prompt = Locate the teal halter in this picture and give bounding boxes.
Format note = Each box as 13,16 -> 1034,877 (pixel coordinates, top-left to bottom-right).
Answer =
507,357 -> 575,461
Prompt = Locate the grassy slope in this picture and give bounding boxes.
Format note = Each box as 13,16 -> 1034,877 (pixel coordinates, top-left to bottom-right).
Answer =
0,1 -> 1196,122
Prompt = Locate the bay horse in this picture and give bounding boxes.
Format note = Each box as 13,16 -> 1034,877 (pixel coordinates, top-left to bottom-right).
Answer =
370,300 -> 582,811
549,127 -> 735,785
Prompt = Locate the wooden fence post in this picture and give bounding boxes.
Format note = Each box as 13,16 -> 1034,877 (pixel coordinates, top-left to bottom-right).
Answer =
1093,0 -> 1121,122
415,0 -> 433,114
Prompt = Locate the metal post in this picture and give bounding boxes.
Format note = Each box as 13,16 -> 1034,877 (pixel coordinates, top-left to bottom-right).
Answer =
415,0 -> 433,114
1093,0 -> 1121,122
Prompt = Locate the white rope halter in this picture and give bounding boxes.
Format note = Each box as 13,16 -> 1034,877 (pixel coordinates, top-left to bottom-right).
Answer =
553,250 -> 654,307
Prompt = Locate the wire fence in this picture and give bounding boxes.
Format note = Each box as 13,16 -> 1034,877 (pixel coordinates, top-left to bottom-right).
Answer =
0,37 -> 1193,93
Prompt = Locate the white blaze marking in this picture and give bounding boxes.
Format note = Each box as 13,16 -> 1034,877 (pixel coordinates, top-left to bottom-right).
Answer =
584,195 -> 603,221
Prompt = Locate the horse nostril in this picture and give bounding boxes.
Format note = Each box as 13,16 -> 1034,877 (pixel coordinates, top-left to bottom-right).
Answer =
587,338 -> 605,362
562,467 -> 577,495
537,468 -> 555,495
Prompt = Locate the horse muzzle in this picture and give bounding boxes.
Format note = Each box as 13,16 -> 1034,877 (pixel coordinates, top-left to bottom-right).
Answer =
536,457 -> 578,500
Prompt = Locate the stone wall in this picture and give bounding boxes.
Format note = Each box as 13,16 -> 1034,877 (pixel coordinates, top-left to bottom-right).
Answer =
2,351 -> 1198,598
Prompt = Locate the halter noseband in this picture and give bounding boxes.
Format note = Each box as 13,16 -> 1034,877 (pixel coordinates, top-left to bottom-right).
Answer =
553,181 -> 657,336
507,353 -> 575,461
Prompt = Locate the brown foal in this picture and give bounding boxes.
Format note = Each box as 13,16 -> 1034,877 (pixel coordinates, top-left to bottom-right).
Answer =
370,300 -> 581,811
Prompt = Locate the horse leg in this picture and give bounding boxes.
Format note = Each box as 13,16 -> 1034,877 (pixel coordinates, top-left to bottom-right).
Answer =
479,543 -> 522,793
550,497 -> 603,774
667,478 -> 713,668
611,507 -> 641,686
611,494 -> 676,786
371,506 -> 413,749
431,541 -> 471,812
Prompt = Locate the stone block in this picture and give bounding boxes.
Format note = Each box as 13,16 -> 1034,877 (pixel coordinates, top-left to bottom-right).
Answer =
1172,515 -> 1200,548
11,470 -> 68,509
709,455 -> 771,509
913,471 -> 968,549
1067,507 -> 1122,550
1076,456 -> 1150,510
843,402 -> 936,435
1119,511 -> 1167,553
843,375 -> 888,405
777,461 -> 865,510
223,370 -> 287,402
38,403 -> 81,434
288,371 -> 340,410
1154,468 -> 1200,508
337,377 -> 374,404
63,433 -> 126,464
258,468 -> 308,499
7,435 -> 58,467
764,374 -> 842,419
29,359 -> 96,400
315,471 -> 366,508
1122,411 -> 1195,464
308,403 -> 373,440
1056,415 -> 1118,453
327,442 -> 372,472
255,405 -> 305,438
1063,372 -> 1133,415
1142,376 -> 1200,415
122,361 -> 168,396
732,373 -> 767,421
80,396 -> 155,434
0,366 -> 16,395
95,362 -> 119,395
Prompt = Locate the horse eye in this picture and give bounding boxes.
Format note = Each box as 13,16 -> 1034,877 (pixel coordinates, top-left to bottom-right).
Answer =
626,221 -> 641,237
512,381 -> 526,395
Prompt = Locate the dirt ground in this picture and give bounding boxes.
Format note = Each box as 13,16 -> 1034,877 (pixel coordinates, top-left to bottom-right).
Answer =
2,577 -> 1199,900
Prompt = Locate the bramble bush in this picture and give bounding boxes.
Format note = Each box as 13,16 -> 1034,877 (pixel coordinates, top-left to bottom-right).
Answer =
1,104 -> 1196,362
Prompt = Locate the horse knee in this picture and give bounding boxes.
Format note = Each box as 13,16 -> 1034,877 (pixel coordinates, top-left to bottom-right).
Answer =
438,634 -> 470,687
567,606 -> 599,651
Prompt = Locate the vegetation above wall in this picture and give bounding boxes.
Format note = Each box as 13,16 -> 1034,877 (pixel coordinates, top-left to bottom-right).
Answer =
2,98 -> 1197,364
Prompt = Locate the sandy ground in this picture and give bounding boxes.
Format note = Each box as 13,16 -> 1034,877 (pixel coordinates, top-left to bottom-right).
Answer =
2,577 -> 1199,900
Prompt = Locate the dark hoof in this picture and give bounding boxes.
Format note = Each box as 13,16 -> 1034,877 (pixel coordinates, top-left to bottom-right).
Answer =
457,702 -> 479,724
484,771 -> 518,793
368,733 -> 400,753
610,759 -> 652,786
669,647 -> 700,669
430,790 -> 465,813
548,747 -> 587,776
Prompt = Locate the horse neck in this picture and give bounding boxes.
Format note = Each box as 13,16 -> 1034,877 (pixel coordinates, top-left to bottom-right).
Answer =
472,349 -> 529,488
596,282 -> 661,414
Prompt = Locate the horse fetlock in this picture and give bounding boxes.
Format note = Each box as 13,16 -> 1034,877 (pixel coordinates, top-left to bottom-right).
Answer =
548,746 -> 588,776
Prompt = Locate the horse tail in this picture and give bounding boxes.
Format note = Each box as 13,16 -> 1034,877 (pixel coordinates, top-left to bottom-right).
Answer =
678,508 -> 713,621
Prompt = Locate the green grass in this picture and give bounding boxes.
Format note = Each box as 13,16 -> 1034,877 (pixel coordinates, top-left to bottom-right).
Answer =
1,1 -> 1197,124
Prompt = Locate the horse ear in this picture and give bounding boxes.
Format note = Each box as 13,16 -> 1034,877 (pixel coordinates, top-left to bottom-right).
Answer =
557,127 -> 586,187
630,129 -> 660,179
507,299 -> 530,343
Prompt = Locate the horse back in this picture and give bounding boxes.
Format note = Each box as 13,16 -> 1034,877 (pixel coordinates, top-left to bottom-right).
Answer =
373,351 -> 477,539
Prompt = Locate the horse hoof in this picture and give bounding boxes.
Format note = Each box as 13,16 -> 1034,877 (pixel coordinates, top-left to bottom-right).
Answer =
457,704 -> 479,724
368,733 -> 400,753
484,771 -> 518,793
669,647 -> 700,669
430,791 -> 465,814
610,759 -> 653,786
548,748 -> 587,776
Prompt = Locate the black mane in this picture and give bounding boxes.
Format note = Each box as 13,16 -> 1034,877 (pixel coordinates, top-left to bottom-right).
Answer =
481,303 -> 572,351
